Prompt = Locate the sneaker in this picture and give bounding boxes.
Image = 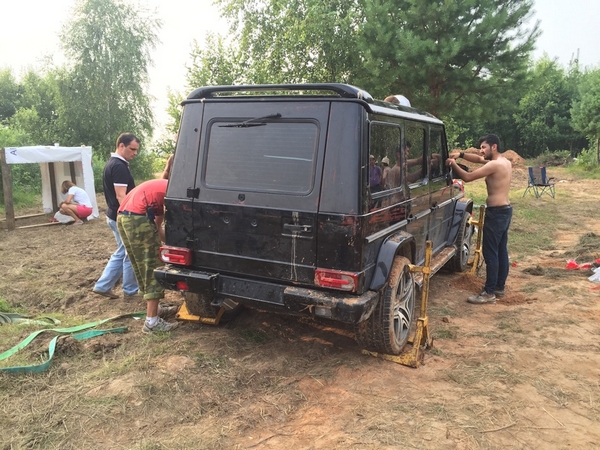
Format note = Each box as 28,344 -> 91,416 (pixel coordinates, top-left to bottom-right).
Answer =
73,220 -> 84,226
93,288 -> 119,299
494,289 -> 505,298
467,291 -> 496,304
124,292 -> 143,300
142,317 -> 180,333
158,304 -> 180,319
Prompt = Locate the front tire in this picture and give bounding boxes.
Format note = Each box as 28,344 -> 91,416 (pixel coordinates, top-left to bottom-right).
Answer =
450,213 -> 473,272
355,256 -> 416,355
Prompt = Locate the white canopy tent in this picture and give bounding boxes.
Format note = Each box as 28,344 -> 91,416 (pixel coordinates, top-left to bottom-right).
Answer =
1,146 -> 99,229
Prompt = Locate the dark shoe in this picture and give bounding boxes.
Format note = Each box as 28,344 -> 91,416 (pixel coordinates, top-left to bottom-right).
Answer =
142,318 -> 179,333
467,291 -> 496,304
494,289 -> 505,298
93,289 -> 119,299
158,304 -> 180,319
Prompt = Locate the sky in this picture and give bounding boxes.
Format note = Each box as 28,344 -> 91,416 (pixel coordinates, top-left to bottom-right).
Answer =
1,0 -> 600,138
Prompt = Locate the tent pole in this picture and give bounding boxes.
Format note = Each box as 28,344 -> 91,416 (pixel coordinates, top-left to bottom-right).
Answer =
48,162 -> 59,213
1,148 -> 16,230
69,162 -> 76,183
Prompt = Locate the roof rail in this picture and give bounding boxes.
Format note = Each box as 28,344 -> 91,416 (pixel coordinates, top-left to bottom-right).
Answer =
186,83 -> 374,102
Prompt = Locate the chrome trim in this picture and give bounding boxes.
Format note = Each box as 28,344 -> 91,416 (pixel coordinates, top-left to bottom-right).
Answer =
365,220 -> 409,244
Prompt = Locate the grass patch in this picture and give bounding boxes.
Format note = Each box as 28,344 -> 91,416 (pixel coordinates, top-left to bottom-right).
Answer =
433,326 -> 458,340
446,359 -> 524,387
0,297 -> 13,312
237,328 -> 271,344
429,304 -> 459,318
497,321 -> 524,333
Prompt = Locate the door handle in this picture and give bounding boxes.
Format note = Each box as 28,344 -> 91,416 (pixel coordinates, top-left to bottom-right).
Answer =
284,223 -> 312,232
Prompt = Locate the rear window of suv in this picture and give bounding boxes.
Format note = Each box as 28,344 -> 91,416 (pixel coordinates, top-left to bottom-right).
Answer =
204,120 -> 319,194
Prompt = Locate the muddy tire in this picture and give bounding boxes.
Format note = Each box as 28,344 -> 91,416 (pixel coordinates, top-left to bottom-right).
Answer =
449,213 -> 473,272
355,256 -> 416,355
183,292 -> 243,323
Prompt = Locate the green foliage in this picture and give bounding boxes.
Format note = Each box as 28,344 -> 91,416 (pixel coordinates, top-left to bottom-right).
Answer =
218,0 -> 362,84
358,0 -> 538,123
571,69 -> 600,142
0,69 -> 21,121
531,150 -> 571,167
0,297 -> 12,313
572,147 -> 599,171
187,34 -> 247,87
129,150 -> 159,184
513,58 -> 584,157
0,127 -> 32,203
91,153 -> 107,194
57,0 -> 161,157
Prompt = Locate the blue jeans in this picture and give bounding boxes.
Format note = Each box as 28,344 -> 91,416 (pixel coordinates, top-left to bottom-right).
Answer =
482,205 -> 512,294
93,216 -> 138,295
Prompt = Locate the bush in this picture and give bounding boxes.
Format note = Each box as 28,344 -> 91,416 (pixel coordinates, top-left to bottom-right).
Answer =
532,150 -> 572,167
572,148 -> 599,170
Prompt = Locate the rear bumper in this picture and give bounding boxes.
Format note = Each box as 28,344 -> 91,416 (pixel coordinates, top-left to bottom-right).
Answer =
154,265 -> 379,324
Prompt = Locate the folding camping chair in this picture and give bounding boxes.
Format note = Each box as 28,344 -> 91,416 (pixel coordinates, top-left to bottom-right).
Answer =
523,166 -> 556,198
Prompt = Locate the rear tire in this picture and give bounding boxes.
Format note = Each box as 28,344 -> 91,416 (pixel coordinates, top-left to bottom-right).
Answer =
450,213 -> 473,272
355,256 -> 416,355
183,292 -> 243,323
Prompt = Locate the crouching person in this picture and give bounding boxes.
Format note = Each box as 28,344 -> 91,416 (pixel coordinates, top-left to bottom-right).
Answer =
60,180 -> 93,225
117,178 -> 179,333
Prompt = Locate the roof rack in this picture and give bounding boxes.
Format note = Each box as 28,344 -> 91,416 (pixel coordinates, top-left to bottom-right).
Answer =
186,83 -> 374,102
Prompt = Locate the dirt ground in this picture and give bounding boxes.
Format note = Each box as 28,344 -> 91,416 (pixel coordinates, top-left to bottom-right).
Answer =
1,166 -> 599,449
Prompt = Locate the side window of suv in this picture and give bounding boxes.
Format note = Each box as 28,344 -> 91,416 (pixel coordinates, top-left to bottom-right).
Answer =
369,123 -> 401,211
405,125 -> 426,185
429,127 -> 447,179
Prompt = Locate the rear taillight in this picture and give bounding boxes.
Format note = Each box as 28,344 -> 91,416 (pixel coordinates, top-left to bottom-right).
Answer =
314,269 -> 358,292
176,281 -> 189,291
159,246 -> 192,265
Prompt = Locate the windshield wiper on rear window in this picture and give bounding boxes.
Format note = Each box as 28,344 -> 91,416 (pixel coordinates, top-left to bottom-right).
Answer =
219,113 -> 282,128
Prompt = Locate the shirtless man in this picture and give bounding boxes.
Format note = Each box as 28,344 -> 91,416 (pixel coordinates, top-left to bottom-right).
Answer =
446,134 -> 512,304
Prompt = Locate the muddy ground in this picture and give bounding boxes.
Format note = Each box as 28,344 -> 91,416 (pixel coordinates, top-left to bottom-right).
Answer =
1,166 -> 599,449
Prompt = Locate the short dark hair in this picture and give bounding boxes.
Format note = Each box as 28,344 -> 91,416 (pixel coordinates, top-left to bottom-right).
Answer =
478,134 -> 501,152
116,132 -> 140,148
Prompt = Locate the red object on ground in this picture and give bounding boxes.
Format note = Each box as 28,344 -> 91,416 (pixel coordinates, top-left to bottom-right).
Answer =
579,263 -> 593,270
565,259 -> 580,270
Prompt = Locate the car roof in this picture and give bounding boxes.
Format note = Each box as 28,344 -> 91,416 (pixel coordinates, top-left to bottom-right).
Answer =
183,83 -> 443,125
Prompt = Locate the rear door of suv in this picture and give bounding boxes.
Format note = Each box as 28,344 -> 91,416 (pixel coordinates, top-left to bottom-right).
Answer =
187,100 -> 329,286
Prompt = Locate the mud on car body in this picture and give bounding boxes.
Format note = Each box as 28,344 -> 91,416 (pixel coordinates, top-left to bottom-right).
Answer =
155,84 -> 473,355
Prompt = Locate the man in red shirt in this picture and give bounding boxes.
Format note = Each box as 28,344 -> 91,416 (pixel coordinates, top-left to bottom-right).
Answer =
117,178 -> 179,332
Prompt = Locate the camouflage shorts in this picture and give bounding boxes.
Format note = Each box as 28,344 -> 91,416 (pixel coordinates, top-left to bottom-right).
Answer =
117,214 -> 164,300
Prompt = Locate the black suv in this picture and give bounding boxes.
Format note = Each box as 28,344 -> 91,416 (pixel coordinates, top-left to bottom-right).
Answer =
155,84 -> 473,355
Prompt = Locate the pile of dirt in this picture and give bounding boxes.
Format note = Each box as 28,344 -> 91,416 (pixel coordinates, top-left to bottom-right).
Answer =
462,147 -> 526,167
503,149 -> 526,166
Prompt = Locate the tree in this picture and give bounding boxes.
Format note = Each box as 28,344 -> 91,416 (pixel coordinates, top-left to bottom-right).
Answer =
513,57 -> 584,157
0,69 -> 22,122
58,0 -> 160,157
571,69 -> 600,149
217,0 -> 363,84
358,0 -> 539,123
207,0 -> 538,126
187,34 -> 247,87
8,70 -> 63,145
